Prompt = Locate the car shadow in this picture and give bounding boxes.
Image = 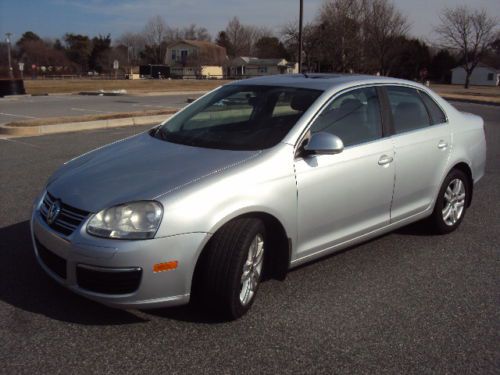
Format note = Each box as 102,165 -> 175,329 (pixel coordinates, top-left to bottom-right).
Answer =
0,221 -> 147,325
145,305 -> 230,324
0,219 -> 437,325
394,220 -> 438,236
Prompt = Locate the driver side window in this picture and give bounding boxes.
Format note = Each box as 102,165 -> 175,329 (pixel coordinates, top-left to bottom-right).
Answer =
310,87 -> 382,147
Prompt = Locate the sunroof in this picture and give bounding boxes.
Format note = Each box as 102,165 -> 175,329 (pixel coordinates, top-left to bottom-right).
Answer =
301,73 -> 342,79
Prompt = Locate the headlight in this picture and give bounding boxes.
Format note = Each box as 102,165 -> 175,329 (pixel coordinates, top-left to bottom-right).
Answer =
87,201 -> 163,240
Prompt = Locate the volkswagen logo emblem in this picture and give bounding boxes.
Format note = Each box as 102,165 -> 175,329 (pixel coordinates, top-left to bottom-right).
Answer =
47,200 -> 61,225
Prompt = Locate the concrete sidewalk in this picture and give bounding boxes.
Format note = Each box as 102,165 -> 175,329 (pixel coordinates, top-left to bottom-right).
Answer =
0,113 -> 172,136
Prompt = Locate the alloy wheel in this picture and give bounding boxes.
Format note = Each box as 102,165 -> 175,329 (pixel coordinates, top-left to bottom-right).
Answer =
239,233 -> 264,306
442,178 -> 466,226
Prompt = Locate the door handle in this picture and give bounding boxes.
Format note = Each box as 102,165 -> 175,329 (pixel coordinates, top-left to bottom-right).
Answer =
437,140 -> 448,150
378,155 -> 393,166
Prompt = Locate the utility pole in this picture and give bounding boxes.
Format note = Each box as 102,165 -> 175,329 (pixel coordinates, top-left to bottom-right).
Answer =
5,32 -> 14,79
298,0 -> 303,73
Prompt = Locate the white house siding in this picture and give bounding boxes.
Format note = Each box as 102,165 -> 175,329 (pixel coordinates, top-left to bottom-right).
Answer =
228,57 -> 298,78
451,66 -> 499,86
166,43 -> 197,66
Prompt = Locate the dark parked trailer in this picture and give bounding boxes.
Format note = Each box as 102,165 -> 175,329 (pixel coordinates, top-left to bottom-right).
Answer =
0,79 -> 26,97
139,65 -> 170,79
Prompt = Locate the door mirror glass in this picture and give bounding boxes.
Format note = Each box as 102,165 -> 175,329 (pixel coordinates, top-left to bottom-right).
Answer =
303,132 -> 344,155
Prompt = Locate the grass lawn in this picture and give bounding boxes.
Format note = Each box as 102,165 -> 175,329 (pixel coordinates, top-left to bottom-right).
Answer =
23,78 -> 230,95
20,79 -> 500,104
430,84 -> 500,104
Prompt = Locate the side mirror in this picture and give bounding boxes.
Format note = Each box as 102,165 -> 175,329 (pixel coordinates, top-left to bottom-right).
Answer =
303,132 -> 344,155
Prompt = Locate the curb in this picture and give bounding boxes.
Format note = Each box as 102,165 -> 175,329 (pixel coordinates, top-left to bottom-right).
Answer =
0,90 -> 208,99
441,95 -> 500,107
0,114 -> 173,137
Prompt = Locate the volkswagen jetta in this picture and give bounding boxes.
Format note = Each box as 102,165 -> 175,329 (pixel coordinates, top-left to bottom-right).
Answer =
31,74 -> 486,319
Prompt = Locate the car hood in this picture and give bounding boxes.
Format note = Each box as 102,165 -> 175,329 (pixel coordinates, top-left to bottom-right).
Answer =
47,131 -> 261,213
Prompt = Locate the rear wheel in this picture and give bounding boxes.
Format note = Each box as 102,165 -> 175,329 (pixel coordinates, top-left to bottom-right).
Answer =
193,218 -> 265,320
428,169 -> 469,234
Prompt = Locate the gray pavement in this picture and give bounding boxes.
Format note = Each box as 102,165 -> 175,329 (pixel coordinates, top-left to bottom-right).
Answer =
0,93 -> 199,124
0,102 -> 498,374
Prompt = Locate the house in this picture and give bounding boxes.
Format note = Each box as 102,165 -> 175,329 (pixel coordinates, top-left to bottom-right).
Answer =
165,40 -> 226,79
451,63 -> 500,86
227,57 -> 298,78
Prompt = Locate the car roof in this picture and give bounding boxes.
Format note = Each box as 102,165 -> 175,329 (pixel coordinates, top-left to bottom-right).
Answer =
227,73 -> 420,91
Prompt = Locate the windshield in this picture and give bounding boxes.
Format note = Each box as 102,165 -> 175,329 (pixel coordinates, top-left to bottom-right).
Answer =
153,85 -> 322,150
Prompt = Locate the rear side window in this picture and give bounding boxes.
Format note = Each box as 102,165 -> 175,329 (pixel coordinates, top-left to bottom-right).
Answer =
418,91 -> 447,124
386,86 -> 431,134
310,86 -> 382,147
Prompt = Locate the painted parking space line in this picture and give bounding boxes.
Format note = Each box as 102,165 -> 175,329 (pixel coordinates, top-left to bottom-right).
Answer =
131,103 -> 168,108
0,137 -> 44,148
71,107 -> 112,113
0,112 -> 37,119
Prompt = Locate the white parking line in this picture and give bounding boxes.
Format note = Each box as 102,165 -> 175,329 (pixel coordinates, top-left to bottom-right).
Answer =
71,107 -> 111,113
0,112 -> 37,119
132,103 -> 167,108
0,137 -> 44,148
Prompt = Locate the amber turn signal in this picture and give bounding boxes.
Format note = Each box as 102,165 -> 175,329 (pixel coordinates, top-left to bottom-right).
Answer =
153,261 -> 178,273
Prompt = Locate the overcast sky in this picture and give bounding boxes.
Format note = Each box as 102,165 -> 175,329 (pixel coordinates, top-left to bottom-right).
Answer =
0,0 -> 499,44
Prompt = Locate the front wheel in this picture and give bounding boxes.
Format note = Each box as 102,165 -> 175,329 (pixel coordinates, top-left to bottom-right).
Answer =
428,169 -> 470,234
193,218 -> 266,320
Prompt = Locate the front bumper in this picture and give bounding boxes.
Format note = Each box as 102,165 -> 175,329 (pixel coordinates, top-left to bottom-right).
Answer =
30,201 -> 211,309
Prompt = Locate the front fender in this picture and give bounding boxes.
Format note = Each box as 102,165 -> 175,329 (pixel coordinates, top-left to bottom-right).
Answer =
155,144 -> 299,244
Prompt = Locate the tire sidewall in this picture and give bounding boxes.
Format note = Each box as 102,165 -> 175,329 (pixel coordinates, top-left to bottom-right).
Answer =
228,221 -> 266,318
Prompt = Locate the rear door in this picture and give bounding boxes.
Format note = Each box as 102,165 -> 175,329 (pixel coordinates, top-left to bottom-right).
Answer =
383,86 -> 451,222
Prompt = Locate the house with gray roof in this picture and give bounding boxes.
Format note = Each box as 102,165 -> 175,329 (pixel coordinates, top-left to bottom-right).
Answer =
227,57 -> 298,78
451,63 -> 499,86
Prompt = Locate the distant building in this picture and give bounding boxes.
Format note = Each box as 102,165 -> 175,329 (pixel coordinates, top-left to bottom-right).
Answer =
451,63 -> 500,86
227,57 -> 298,78
165,40 -> 226,79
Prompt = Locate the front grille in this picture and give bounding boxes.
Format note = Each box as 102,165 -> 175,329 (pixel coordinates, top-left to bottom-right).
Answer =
35,237 -> 67,279
76,265 -> 142,295
40,192 -> 90,236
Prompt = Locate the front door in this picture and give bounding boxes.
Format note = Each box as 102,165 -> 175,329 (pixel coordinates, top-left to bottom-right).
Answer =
294,86 -> 395,260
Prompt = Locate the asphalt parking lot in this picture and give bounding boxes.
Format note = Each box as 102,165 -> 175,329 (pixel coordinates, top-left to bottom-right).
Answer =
0,102 -> 498,374
0,93 -> 199,124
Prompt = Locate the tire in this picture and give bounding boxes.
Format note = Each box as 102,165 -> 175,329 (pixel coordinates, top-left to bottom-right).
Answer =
193,218 -> 266,320
428,169 -> 470,234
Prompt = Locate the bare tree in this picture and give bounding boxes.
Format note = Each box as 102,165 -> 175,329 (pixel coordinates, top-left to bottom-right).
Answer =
435,6 -> 497,88
225,17 -> 261,57
142,16 -> 169,63
177,24 -> 212,42
281,0 -> 408,73
318,0 -> 365,72
281,21 -> 328,72
363,0 -> 409,75
116,32 -> 146,65
281,21 -> 323,70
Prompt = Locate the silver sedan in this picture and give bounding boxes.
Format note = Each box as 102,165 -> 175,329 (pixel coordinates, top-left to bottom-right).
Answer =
31,74 -> 486,319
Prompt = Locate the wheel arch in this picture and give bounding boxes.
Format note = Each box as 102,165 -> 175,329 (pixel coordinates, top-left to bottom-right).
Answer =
449,161 -> 474,207
191,210 -> 291,297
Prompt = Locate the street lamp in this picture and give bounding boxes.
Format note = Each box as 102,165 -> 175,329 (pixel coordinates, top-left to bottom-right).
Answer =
298,0 -> 303,73
5,32 -> 14,79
